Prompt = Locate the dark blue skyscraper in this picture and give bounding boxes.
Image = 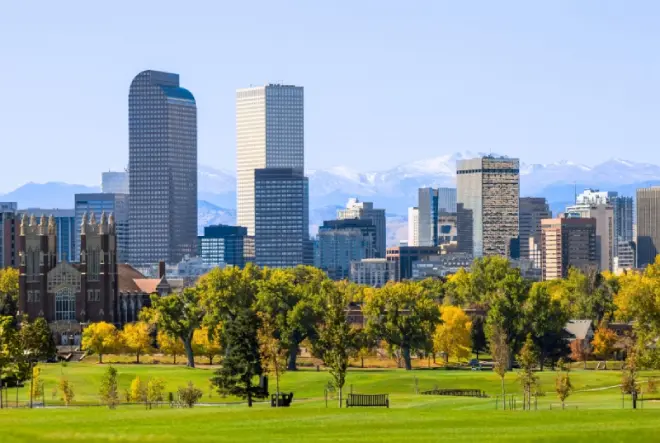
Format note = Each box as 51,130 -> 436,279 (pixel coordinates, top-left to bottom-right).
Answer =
128,70 -> 197,265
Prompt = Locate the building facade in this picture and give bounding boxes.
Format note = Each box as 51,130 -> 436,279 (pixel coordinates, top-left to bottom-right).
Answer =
411,253 -> 473,280
438,187 -> 457,213
519,197 -> 551,263
102,171 -> 129,194
437,212 -> 458,246
19,209 -> 75,263
0,202 -> 19,268
386,245 -> 443,281
417,188 -> 439,247
565,203 -> 614,272
254,168 -> 309,268
75,193 -> 129,264
129,70 -> 197,266
456,156 -> 520,258
198,224 -> 249,268
407,207 -> 419,247
614,240 -> 636,274
612,195 -> 634,244
350,258 -> 396,287
337,198 -> 386,258
541,217 -> 597,280
318,219 -> 377,280
637,187 -> 660,268
236,84 -> 304,236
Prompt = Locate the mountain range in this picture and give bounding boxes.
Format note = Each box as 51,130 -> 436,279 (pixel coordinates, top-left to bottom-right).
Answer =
2,152 -> 659,245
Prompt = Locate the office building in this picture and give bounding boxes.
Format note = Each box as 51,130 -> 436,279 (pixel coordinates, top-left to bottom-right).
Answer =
519,197 -> 551,264
198,224 -> 249,268
541,218 -> 597,280
337,198 -> 386,258
576,189 -> 616,205
457,156 -> 520,258
612,195 -> 634,244
236,84 -> 304,236
75,193 -> 129,263
386,245 -> 443,281
102,171 -> 129,194
437,212 -> 458,245
0,202 -> 19,268
407,207 -> 419,246
417,188 -> 439,246
318,219 -> 377,280
437,187 -> 457,213
254,168 -> 309,268
614,240 -> 636,274
19,209 -> 75,263
411,253 -> 473,280
129,70 -> 197,266
350,258 -> 396,287
565,202 -> 614,272
637,187 -> 660,268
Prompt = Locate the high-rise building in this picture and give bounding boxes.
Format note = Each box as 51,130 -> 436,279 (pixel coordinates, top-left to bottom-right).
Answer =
636,187 -> 660,268
386,245 -> 443,281
519,197 -> 551,263
19,209 -> 75,263
102,171 -> 129,194
0,202 -> 19,268
129,70 -> 197,266
456,156 -> 520,258
254,168 -> 309,268
350,258 -> 396,287
541,217 -> 597,280
198,225 -> 249,269
612,195 -> 634,244
614,240 -> 636,274
417,188 -> 439,247
576,189 -> 616,205
337,198 -> 386,258
437,212 -> 458,245
437,188 -> 457,213
318,219 -> 377,280
407,207 -> 419,246
236,84 -> 304,236
75,194 -> 129,263
565,202 -> 614,272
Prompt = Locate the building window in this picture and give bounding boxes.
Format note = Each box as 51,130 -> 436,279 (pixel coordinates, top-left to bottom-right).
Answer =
55,287 -> 76,321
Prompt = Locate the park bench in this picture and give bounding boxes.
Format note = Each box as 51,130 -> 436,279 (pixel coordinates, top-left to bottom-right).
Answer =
271,392 -> 294,407
421,389 -> 487,398
346,393 -> 389,408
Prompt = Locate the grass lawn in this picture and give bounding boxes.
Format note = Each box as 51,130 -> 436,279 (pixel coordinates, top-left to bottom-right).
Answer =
1,362 -> 659,442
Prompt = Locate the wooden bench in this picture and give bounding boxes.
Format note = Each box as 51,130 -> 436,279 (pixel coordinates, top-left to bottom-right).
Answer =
271,392 -> 294,407
346,393 -> 389,408
421,389 -> 487,398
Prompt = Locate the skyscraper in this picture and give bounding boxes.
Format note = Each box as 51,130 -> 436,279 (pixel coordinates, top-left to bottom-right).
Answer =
541,217 -> 597,280
236,84 -> 304,236
565,202 -> 614,272
612,195 -> 634,243
636,187 -> 660,268
0,202 -> 19,268
337,198 -> 386,258
456,156 -> 520,258
102,171 -> 129,194
318,219 -> 377,280
417,188 -> 439,247
407,207 -> 419,246
128,70 -> 197,266
437,188 -> 457,213
519,197 -> 551,263
75,194 -> 129,263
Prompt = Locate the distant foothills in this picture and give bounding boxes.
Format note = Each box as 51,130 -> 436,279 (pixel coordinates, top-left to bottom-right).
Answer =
2,152 -> 659,245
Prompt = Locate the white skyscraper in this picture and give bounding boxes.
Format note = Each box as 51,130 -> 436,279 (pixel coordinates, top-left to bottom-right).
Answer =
408,207 -> 419,246
236,84 -> 304,235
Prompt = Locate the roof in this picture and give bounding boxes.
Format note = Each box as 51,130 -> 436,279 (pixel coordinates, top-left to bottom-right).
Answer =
133,279 -> 161,294
117,264 -> 147,292
564,319 -> 594,340
160,85 -> 195,102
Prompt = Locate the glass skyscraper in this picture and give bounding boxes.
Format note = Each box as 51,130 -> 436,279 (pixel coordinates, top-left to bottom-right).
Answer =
74,194 -> 128,263
198,224 -> 249,268
236,84 -> 304,236
129,70 -> 197,265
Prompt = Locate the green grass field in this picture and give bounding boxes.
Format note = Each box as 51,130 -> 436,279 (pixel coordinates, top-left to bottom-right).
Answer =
1,362 -> 659,442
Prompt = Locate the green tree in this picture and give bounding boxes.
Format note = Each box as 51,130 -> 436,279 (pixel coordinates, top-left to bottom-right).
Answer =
31,366 -> 44,401
555,364 -> 572,409
147,377 -> 166,408
0,268 -> 19,310
621,345 -> 641,409
178,382 -> 203,408
517,335 -> 539,410
211,309 -> 265,407
560,267 -> 615,323
99,365 -> 120,409
364,282 -> 440,370
523,282 -> 569,369
470,316 -> 487,360
81,321 -> 119,363
257,312 -> 287,407
143,288 -> 204,368
489,323 -> 509,409
314,281 -> 357,408
21,317 -> 57,361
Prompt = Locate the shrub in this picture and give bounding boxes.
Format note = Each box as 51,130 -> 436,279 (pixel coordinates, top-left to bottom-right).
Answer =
178,382 -> 203,408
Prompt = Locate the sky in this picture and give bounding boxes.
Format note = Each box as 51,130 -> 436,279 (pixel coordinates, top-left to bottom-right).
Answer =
1,1 -> 659,193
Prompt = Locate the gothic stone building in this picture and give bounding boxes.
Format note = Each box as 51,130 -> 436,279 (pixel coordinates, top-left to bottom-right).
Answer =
18,212 -> 154,345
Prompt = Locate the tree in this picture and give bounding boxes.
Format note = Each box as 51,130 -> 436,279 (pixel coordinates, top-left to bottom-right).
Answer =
314,282 -> 356,408
257,312 -> 287,407
558,267 -> 615,323
59,378 -> 74,406
489,324 -> 509,409
621,345 -> 641,409
470,316 -> 487,360
591,323 -> 617,369
523,282 -> 569,369
147,377 -> 166,408
555,362 -> 572,409
99,365 -> 120,409
433,306 -> 472,363
178,382 -> 203,408
82,322 -> 119,364
211,309 -> 265,407
192,326 -> 223,365
569,339 -> 591,369
31,366 -> 44,401
21,317 -> 56,361
121,322 -> 153,364
143,288 -> 204,368
130,376 -> 148,405
157,330 -> 185,365
517,335 -> 539,410
364,282 -> 440,370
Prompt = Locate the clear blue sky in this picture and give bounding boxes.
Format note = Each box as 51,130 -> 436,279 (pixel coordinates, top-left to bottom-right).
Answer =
1,1 -> 659,192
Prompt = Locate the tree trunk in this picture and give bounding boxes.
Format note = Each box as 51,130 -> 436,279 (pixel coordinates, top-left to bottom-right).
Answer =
99,353 -> 103,364
501,377 -> 506,410
402,346 -> 412,370
476,350 -> 479,360
183,338 -> 195,368
632,391 -> 637,410
247,379 -> 253,408
338,385 -> 343,408
173,353 -> 177,365
275,367 -> 280,409
209,356 -> 213,365
136,351 -> 140,364
444,352 -> 449,364
287,344 -> 299,371
361,357 -> 364,369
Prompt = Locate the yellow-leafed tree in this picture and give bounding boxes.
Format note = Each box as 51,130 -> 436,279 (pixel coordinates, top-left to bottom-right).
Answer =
157,330 -> 185,365
192,326 -> 223,365
82,322 -> 119,363
433,306 -> 472,363
591,323 -> 617,369
121,322 -> 153,363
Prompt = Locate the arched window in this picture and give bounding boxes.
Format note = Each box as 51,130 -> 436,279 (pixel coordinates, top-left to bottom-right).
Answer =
55,287 -> 76,321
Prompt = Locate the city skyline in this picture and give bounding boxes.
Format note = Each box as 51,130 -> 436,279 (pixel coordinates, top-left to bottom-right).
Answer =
2,1 -> 660,192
